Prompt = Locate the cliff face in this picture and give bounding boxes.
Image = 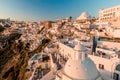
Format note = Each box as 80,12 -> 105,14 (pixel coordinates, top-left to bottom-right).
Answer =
0,27 -> 50,80
1,44 -> 28,80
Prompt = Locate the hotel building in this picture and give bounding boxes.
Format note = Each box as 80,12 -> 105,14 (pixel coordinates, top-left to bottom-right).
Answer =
99,5 -> 120,27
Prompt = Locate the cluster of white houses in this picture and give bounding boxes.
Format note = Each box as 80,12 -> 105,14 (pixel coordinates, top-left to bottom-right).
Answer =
24,5 -> 120,80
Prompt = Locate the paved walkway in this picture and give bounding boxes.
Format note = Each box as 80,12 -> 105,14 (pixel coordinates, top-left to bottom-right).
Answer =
29,66 -> 36,80
40,68 -> 55,80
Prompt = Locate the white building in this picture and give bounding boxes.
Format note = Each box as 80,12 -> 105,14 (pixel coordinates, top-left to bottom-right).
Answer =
88,47 -> 120,80
99,5 -> 120,27
87,39 -> 120,80
105,27 -> 120,38
56,39 -> 102,80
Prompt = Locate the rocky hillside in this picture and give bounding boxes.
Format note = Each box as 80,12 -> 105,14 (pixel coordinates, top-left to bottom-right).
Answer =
0,26 -> 50,80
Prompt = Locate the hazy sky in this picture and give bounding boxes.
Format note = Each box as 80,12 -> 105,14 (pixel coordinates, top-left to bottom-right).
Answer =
0,0 -> 120,21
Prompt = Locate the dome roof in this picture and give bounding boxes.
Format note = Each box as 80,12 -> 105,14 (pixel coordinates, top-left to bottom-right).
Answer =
74,39 -> 87,51
76,12 -> 91,20
64,58 -> 100,80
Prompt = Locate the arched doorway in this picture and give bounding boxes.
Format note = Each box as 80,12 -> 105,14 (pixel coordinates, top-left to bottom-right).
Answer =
113,64 -> 120,80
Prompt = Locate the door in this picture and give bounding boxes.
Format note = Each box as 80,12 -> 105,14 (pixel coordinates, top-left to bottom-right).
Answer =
113,73 -> 119,80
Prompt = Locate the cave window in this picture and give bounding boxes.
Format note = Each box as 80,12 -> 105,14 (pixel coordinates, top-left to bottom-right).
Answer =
116,64 -> 120,71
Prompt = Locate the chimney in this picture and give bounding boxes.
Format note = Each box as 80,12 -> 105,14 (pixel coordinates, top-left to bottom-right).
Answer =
92,36 -> 97,53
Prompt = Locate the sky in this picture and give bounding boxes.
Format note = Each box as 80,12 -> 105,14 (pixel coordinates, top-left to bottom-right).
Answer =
0,0 -> 120,21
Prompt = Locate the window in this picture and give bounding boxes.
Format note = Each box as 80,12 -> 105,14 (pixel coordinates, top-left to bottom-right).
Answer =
99,64 -> 104,69
117,8 -> 119,10
116,64 -> 120,71
113,12 -> 116,17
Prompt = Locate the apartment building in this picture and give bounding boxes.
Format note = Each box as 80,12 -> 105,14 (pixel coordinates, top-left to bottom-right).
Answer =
99,5 -> 120,27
